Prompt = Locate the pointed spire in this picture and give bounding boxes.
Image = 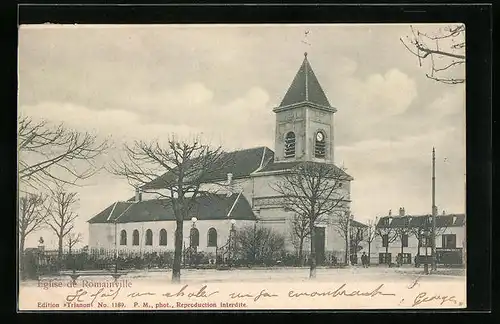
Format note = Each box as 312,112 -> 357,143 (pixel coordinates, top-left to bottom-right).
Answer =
277,54 -> 334,111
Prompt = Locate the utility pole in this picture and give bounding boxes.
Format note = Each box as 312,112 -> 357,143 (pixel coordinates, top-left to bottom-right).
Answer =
431,147 -> 437,271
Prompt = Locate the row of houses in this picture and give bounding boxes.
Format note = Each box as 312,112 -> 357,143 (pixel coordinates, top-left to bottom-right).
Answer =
360,207 -> 466,265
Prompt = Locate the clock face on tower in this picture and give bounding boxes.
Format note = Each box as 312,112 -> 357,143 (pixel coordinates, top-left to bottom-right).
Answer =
316,132 -> 324,142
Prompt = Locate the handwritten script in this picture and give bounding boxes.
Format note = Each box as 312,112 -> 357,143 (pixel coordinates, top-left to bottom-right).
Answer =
63,283 -> 404,306
412,292 -> 463,307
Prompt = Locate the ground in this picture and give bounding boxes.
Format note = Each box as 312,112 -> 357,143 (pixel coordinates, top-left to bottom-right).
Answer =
22,265 -> 466,286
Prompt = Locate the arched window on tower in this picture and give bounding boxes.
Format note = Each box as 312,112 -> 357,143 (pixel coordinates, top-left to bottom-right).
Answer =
132,230 -> 139,246
159,229 -> 168,246
120,230 -> 127,246
145,229 -> 153,246
207,228 -> 218,247
314,131 -> 326,158
284,131 -> 296,158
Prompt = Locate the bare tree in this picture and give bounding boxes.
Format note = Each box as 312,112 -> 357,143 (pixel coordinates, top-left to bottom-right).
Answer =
18,116 -> 110,190
400,24 -> 465,84
408,215 -> 449,259
376,219 -> 399,266
289,213 -> 311,266
235,225 -> 285,265
365,217 -> 379,265
394,217 -> 412,265
18,193 -> 48,254
18,193 -> 50,275
67,232 -> 83,255
333,210 -> 350,265
350,224 -> 366,263
110,138 -> 231,283
272,162 -> 350,278
45,185 -> 79,259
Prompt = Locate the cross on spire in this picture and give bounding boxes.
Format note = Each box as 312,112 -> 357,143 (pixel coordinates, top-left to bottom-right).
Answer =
301,29 -> 311,46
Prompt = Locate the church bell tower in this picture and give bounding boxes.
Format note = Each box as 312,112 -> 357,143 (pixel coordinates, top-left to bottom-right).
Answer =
273,53 -> 337,163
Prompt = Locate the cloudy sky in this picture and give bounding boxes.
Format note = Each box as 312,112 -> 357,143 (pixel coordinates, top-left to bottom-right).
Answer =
18,24 -> 465,248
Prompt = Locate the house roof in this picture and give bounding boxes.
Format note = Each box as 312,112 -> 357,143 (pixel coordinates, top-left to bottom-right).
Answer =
277,53 -> 333,110
376,214 -> 466,229
142,146 -> 274,190
88,192 -> 256,224
254,160 -> 353,180
351,219 -> 368,228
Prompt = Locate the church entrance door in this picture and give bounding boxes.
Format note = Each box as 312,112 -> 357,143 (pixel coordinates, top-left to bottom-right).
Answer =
314,227 -> 326,266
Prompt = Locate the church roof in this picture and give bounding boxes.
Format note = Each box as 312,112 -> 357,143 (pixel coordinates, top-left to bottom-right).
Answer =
142,146 -> 274,190
351,219 -> 368,228
277,53 -> 333,110
88,192 -> 256,224
254,160 -> 353,180
376,214 -> 466,229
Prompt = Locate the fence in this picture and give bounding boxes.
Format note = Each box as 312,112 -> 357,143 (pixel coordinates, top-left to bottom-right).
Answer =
21,246 -> 349,280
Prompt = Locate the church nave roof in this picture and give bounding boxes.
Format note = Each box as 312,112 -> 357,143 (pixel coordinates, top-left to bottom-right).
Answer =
88,192 -> 256,224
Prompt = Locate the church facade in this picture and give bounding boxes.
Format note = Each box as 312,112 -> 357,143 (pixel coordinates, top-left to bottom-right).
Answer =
88,53 -> 358,263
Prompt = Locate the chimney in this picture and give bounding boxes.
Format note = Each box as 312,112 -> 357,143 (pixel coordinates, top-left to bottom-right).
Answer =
135,187 -> 142,202
226,173 -> 234,197
443,210 -> 446,215
388,209 -> 392,216
399,207 -> 405,217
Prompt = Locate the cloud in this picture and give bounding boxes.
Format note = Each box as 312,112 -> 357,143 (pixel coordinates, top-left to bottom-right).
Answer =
425,88 -> 465,119
19,82 -> 273,151
19,102 -> 198,142
337,126 -> 465,222
341,67 -> 418,117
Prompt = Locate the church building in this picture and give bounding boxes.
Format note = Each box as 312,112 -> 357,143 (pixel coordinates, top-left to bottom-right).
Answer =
88,53 -> 357,263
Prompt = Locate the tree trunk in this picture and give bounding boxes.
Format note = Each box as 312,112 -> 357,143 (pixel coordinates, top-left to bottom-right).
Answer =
368,241 -> 371,265
385,245 -> 389,266
58,235 -> 63,260
19,233 -> 26,278
298,239 -> 304,266
417,236 -> 421,256
172,219 -> 183,283
345,237 -> 349,265
400,236 -> 404,265
309,226 -> 316,278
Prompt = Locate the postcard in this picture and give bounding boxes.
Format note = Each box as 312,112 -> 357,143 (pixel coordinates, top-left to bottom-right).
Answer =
17,23 -> 466,311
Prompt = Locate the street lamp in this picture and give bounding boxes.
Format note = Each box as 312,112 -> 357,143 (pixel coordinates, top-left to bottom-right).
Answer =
190,217 -> 198,266
38,237 -> 45,252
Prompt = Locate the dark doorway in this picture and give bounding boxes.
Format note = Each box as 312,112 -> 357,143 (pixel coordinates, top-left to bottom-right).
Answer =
314,227 -> 326,265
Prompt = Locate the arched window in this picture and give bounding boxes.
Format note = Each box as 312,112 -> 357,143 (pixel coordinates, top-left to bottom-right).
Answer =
314,131 -> 326,158
207,228 -> 218,247
145,229 -> 153,246
132,229 -> 139,246
190,228 -> 199,247
284,132 -> 296,158
120,230 -> 127,246
159,229 -> 168,246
